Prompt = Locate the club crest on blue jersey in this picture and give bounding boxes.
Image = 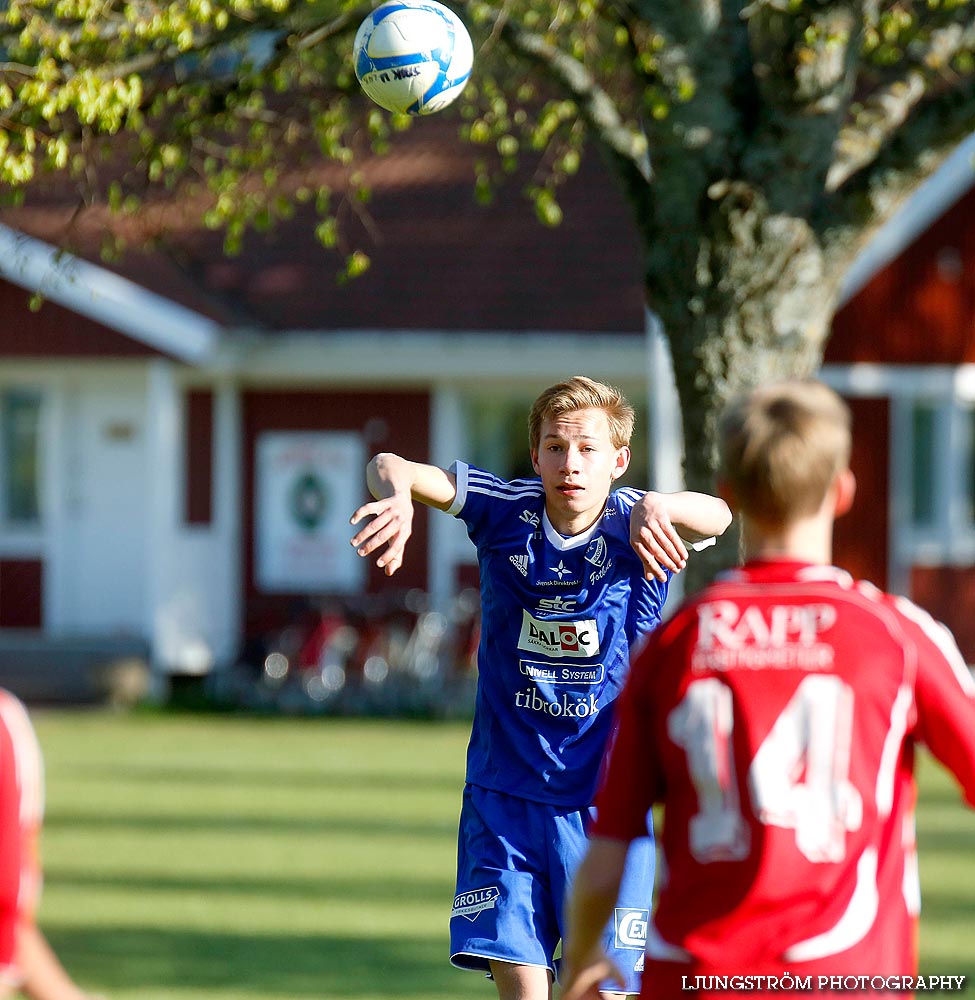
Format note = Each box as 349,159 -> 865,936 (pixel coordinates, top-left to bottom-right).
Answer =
585,536 -> 608,567
584,537 -> 615,584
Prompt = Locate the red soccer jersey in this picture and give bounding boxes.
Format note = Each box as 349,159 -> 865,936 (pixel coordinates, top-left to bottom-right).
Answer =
0,689 -> 44,989
592,561 -> 975,996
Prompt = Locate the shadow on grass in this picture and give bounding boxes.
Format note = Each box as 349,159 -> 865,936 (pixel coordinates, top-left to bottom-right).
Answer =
45,868 -> 453,905
916,827 -> 975,853
46,919 -> 974,997
47,925 -> 481,997
77,764 -> 466,795
917,951 -> 975,981
920,886 -> 975,923
44,810 -> 460,839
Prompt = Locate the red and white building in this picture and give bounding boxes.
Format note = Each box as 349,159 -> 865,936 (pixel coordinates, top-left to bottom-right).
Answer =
0,129 -> 973,681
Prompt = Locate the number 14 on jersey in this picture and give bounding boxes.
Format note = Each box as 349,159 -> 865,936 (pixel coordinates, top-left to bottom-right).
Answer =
667,675 -> 864,864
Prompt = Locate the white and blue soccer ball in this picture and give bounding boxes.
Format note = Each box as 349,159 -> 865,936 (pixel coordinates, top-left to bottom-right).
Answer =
353,1 -> 474,116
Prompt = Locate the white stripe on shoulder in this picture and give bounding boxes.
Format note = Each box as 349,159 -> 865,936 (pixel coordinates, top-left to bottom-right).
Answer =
0,690 -> 44,825
508,476 -> 545,491
471,486 -> 544,503
612,487 -> 645,506
893,595 -> 975,696
467,471 -> 543,501
798,565 -> 856,586
468,469 -> 541,491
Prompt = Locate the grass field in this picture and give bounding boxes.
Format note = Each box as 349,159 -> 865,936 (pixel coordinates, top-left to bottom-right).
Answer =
27,710 -> 975,999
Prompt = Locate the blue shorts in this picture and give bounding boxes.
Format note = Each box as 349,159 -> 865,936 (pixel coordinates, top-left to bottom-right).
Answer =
449,783 -> 653,994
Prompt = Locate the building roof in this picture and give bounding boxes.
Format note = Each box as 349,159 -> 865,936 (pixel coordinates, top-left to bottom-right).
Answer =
0,122 -> 648,344
829,185 -> 975,366
3,120 -> 974,364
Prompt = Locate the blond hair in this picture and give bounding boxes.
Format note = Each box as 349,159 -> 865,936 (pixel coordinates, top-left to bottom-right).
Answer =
719,379 -> 851,524
528,376 -> 635,452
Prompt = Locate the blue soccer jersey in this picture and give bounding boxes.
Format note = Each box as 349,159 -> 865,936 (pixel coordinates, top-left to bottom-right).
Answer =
448,461 -> 671,807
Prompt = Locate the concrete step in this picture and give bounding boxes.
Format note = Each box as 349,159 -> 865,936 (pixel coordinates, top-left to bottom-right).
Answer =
0,632 -> 151,706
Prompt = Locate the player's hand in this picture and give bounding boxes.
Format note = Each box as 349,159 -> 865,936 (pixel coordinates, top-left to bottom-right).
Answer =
349,491 -> 415,576
559,952 -> 625,1000
629,492 -> 689,581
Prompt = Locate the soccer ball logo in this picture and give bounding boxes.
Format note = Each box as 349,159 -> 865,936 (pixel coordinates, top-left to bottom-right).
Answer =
353,1 -> 474,116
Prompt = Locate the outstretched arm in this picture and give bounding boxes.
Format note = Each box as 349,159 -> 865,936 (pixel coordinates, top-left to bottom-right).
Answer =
349,453 -> 457,577
630,491 -> 732,582
560,837 -> 630,1000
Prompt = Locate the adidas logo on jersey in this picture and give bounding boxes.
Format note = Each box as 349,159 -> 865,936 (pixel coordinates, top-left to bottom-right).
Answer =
510,555 -> 529,577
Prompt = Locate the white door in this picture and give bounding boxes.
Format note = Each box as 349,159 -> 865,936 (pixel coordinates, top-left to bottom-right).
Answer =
62,378 -> 148,634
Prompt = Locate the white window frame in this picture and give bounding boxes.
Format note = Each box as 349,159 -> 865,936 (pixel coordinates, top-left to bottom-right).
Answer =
0,384 -> 46,539
890,374 -> 975,568
821,363 -> 975,598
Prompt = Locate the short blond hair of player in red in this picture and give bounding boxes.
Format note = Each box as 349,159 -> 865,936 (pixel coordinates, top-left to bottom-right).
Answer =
719,378 -> 852,524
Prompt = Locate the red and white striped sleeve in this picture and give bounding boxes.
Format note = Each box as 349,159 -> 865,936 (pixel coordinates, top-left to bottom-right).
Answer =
0,690 -> 45,988
893,595 -> 975,808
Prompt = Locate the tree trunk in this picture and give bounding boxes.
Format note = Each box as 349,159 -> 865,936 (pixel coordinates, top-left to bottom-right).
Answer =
642,183 -> 842,594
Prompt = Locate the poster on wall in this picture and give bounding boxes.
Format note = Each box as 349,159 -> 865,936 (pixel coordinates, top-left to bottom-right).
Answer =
255,431 -> 365,593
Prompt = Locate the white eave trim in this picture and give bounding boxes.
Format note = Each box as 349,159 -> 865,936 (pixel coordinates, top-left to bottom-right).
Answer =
0,223 -> 222,364
220,328 -> 646,383
839,132 -> 975,305
822,362 -> 975,399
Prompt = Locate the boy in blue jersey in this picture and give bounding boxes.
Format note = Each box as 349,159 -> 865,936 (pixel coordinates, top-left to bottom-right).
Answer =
350,376 -> 731,1000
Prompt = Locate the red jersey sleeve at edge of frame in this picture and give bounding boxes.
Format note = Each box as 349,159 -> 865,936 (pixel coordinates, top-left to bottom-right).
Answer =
894,597 -> 975,809
0,690 -> 44,983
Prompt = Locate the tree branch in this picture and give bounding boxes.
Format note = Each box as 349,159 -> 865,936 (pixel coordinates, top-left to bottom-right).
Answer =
496,17 -> 653,184
826,70 -> 926,191
821,72 -> 975,286
735,4 -> 861,212
290,5 -> 375,53
628,0 -> 715,42
826,17 -> 975,191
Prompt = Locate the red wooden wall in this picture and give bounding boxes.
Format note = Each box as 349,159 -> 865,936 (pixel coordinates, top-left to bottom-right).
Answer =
240,389 -> 430,641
